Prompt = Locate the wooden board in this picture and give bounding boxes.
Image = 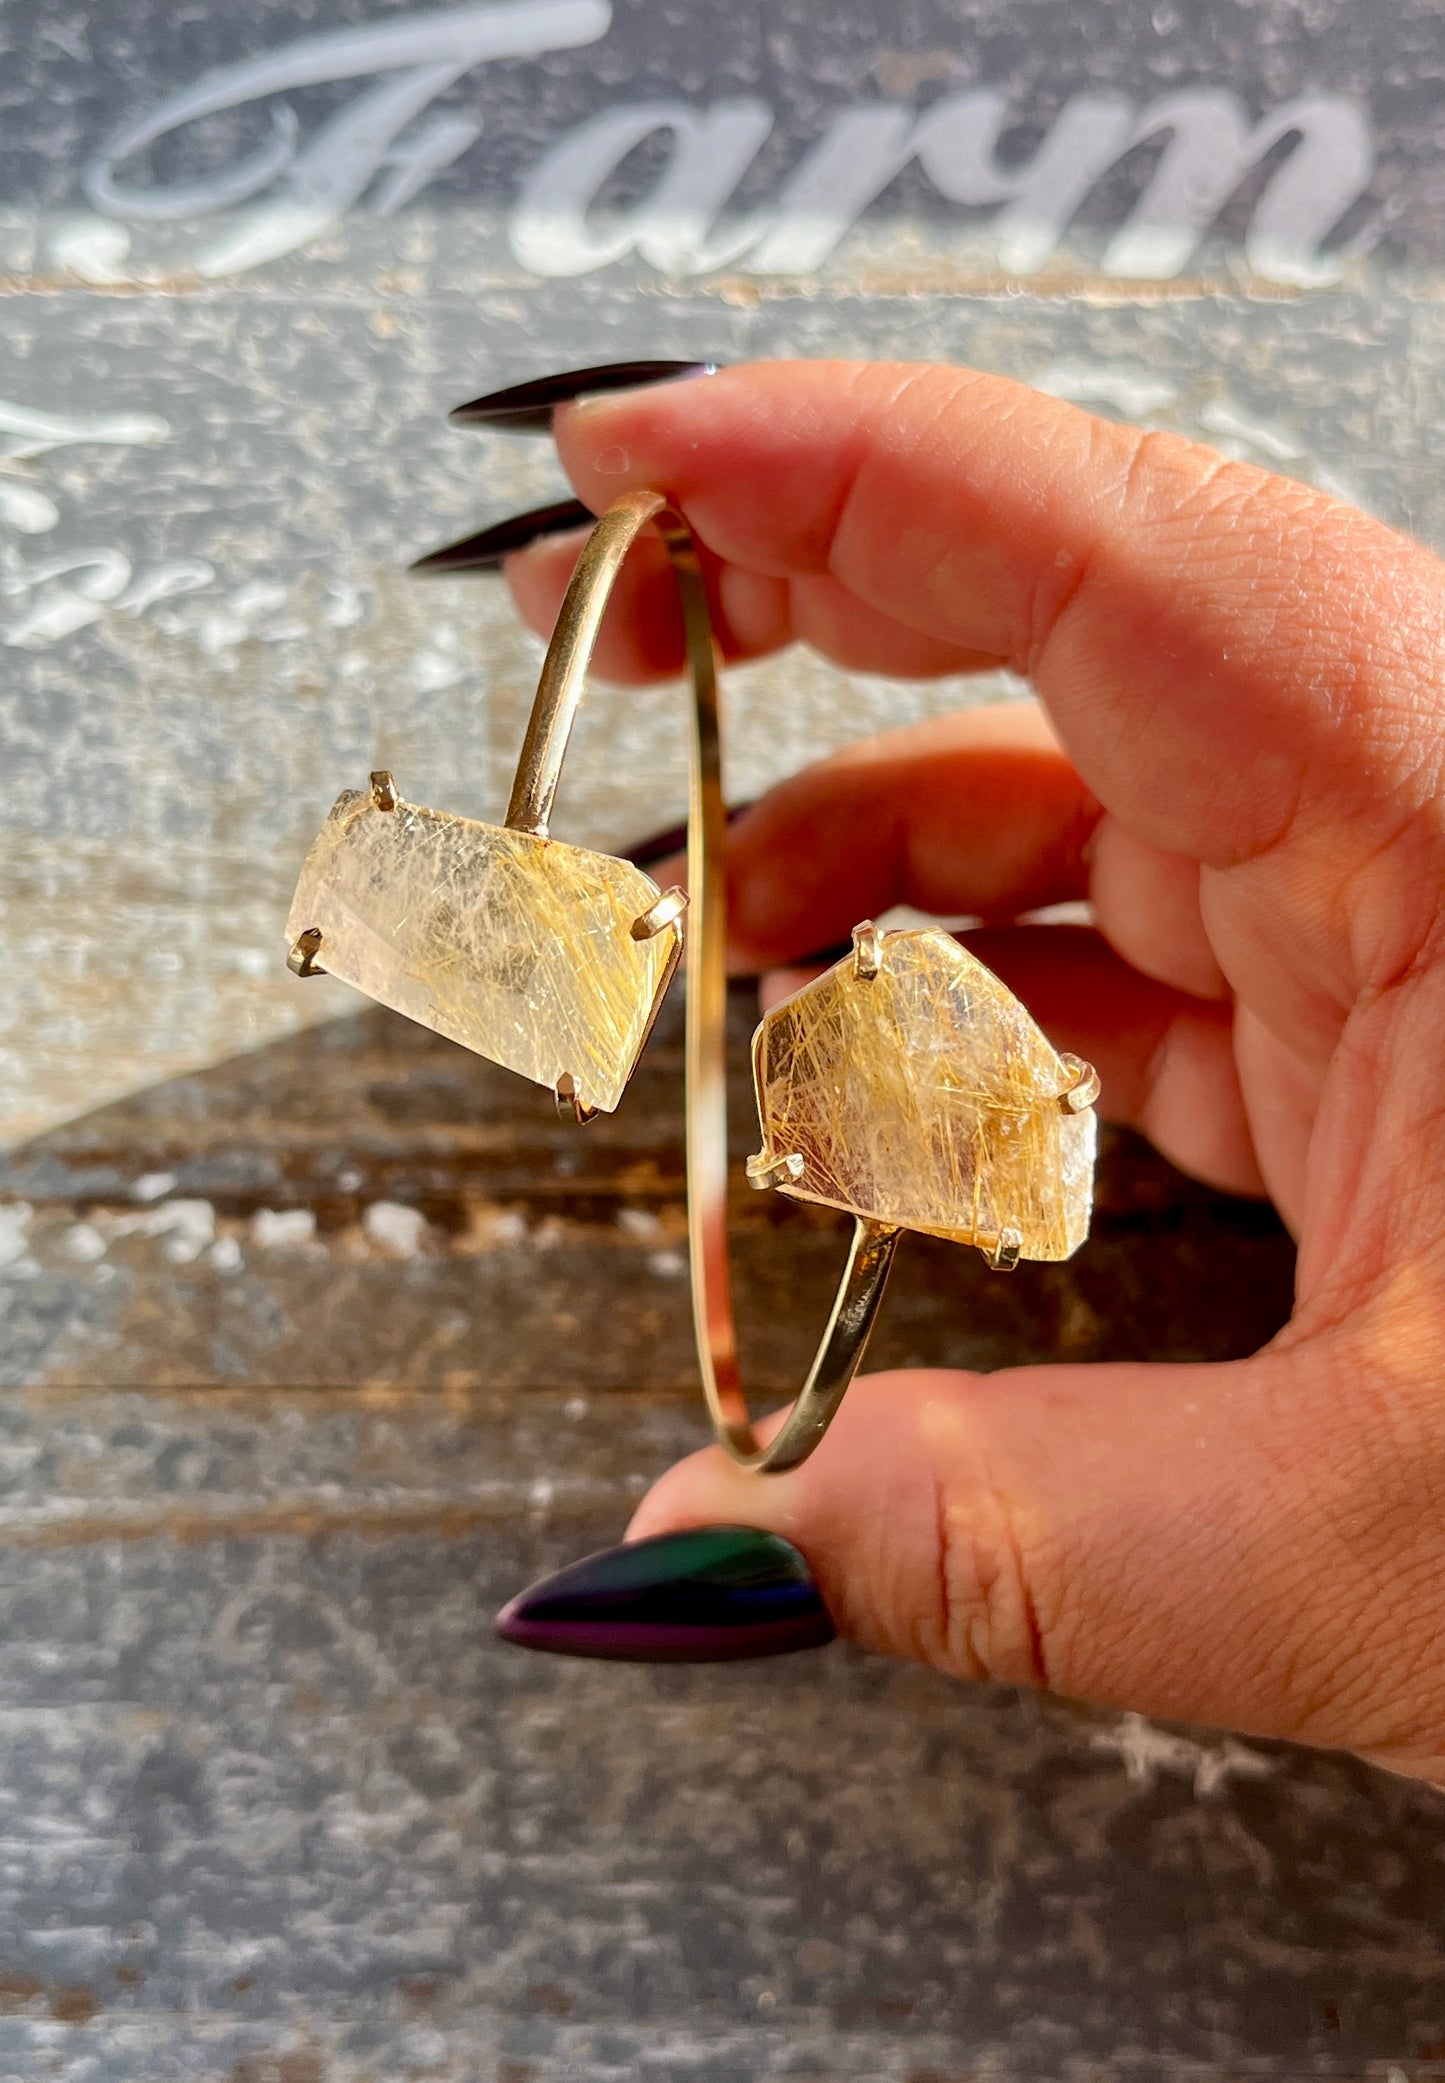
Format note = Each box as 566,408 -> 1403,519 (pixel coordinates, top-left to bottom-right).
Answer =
8,995 -> 1445,2082
3,0 -> 1445,2073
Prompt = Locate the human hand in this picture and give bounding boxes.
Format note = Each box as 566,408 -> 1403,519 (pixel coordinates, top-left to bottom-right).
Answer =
500,359 -> 1445,1785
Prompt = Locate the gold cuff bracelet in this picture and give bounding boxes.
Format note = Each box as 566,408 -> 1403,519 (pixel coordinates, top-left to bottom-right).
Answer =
286,490 -> 1099,1473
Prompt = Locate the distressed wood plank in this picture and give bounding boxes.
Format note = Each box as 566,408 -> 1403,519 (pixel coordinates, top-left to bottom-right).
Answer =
3,998 -> 1436,2083
1,1389 -> 1444,2082
1,997 -> 1296,1395
2,0 -> 1444,2074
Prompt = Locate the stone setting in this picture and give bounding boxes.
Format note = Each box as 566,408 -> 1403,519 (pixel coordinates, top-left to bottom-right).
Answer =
750,925 -> 1096,1261
286,788 -> 681,1114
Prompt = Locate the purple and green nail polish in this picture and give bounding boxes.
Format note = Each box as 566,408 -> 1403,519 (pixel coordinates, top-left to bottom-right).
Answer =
495,1524 -> 834,1662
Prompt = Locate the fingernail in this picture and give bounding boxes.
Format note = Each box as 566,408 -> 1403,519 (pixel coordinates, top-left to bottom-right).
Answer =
409,497 -> 594,573
450,359 -> 720,435
621,799 -> 754,868
495,1524 -> 835,1663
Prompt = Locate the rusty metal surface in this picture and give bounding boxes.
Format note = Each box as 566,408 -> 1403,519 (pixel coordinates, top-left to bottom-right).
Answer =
3,0 -> 1445,2076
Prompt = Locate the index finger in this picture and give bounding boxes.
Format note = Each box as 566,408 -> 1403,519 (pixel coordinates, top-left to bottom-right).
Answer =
549,359 -> 1443,874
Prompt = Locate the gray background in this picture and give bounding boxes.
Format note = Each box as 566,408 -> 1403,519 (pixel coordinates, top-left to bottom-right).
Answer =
2,1 -> 1444,2077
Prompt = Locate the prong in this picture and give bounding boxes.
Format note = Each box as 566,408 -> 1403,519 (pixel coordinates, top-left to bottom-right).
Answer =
746,1150 -> 806,1192
554,1072 -> 598,1125
370,770 -> 398,811
287,927 -> 326,978
984,1226 -> 1022,1273
1058,1053 -> 1101,1112
851,920 -> 882,981
630,885 -> 688,941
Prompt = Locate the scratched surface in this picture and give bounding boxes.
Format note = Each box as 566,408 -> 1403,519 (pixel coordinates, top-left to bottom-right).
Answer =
3,0 -> 1445,2077
9,1001 -> 1445,2083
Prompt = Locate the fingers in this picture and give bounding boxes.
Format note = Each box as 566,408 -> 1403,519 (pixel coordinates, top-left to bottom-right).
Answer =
674,702 -> 1101,969
766,924 -> 1267,1201
1086,818 -> 1225,1002
970,926 -> 1265,1204
635,699 -> 1227,1035
505,524 -> 1000,683
539,362 -> 1444,950
627,1345 -> 1445,1778
630,700 -> 1262,1187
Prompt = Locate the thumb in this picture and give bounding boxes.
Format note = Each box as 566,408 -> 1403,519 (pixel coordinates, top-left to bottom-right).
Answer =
627,1349 -> 1413,1763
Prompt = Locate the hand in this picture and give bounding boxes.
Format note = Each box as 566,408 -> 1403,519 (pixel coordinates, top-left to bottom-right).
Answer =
503,359 -> 1445,1785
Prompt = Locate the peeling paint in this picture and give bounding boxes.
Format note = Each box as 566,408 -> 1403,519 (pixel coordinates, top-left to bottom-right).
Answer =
0,1201 -> 33,1268
105,1198 -> 216,1262
362,1201 -> 428,1256
1091,1712 -> 1275,1796
252,1209 -> 318,1248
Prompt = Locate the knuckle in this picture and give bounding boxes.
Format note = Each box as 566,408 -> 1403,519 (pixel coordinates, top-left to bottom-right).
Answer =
928,1463 -> 1061,1691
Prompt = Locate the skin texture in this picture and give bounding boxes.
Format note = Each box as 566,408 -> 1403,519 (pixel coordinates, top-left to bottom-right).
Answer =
502,360 -> 1445,1785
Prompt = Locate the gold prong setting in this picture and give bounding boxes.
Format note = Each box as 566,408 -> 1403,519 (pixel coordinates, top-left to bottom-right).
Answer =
631,885 -> 688,941
285,779 -> 681,1114
1058,1053 -> 1101,1112
851,920 -> 882,981
554,1072 -> 599,1125
984,1226 -> 1022,1273
287,926 -> 326,978
746,1150 -> 806,1192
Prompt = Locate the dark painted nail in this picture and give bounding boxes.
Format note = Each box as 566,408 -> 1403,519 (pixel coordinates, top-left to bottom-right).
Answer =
621,799 -> 754,868
409,496 -> 594,573
450,359 -> 719,435
495,1524 -> 835,1663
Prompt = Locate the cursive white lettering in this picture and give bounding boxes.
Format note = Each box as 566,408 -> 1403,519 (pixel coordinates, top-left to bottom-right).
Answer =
72,4 -> 1377,289
511,97 -> 773,275
914,91 -> 1138,276
1100,91 -> 1373,284
510,85 -> 1372,284
82,0 -> 611,276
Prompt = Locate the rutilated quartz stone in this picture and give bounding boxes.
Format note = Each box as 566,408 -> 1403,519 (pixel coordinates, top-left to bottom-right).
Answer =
751,927 -> 1096,1260
286,790 -> 680,1114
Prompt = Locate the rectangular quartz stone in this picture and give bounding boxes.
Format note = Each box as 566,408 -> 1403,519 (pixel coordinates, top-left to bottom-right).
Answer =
286,790 -> 680,1115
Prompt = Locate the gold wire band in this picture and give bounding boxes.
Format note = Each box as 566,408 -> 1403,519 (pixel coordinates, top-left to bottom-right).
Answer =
513,489 -> 898,1473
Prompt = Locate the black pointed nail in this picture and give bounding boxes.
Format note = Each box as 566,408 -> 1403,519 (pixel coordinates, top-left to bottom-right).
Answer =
495,1524 -> 835,1663
409,497 -> 595,574
450,359 -> 719,435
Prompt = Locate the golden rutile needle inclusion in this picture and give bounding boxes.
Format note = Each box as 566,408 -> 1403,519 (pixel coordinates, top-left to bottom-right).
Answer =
751,927 -> 1096,1260
286,790 -> 680,1114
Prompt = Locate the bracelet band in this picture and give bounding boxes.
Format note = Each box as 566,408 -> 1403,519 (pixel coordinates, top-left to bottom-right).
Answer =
515,488 -> 901,1472
289,488 -> 1098,1479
